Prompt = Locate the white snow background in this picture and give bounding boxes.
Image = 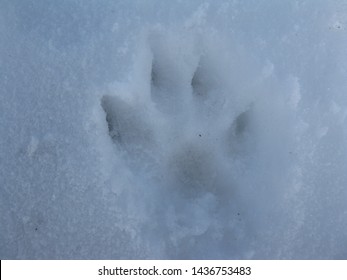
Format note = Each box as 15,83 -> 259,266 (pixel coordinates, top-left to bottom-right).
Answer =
1,0 -> 347,259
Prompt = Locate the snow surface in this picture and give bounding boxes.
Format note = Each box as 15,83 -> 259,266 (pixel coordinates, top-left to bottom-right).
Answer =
1,0 -> 347,259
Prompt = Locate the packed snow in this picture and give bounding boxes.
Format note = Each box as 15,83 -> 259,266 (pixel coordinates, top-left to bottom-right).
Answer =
1,0 -> 347,259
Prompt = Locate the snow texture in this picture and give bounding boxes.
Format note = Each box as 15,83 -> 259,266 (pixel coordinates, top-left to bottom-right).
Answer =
1,0 -> 347,259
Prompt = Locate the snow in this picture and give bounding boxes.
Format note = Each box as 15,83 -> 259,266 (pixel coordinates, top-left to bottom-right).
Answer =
1,0 -> 347,259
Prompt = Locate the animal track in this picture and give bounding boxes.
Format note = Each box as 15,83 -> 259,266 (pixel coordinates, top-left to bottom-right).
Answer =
101,31 -> 255,257
102,32 -> 254,193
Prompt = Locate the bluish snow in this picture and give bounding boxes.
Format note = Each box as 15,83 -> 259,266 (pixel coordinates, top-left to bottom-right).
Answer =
1,0 -> 347,259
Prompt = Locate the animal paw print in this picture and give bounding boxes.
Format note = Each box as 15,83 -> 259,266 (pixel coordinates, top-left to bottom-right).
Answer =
101,31 -> 254,258
102,32 -> 253,193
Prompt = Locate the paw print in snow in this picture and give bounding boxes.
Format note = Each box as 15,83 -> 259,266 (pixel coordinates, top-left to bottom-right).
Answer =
102,32 -> 253,196
101,31 -> 256,258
